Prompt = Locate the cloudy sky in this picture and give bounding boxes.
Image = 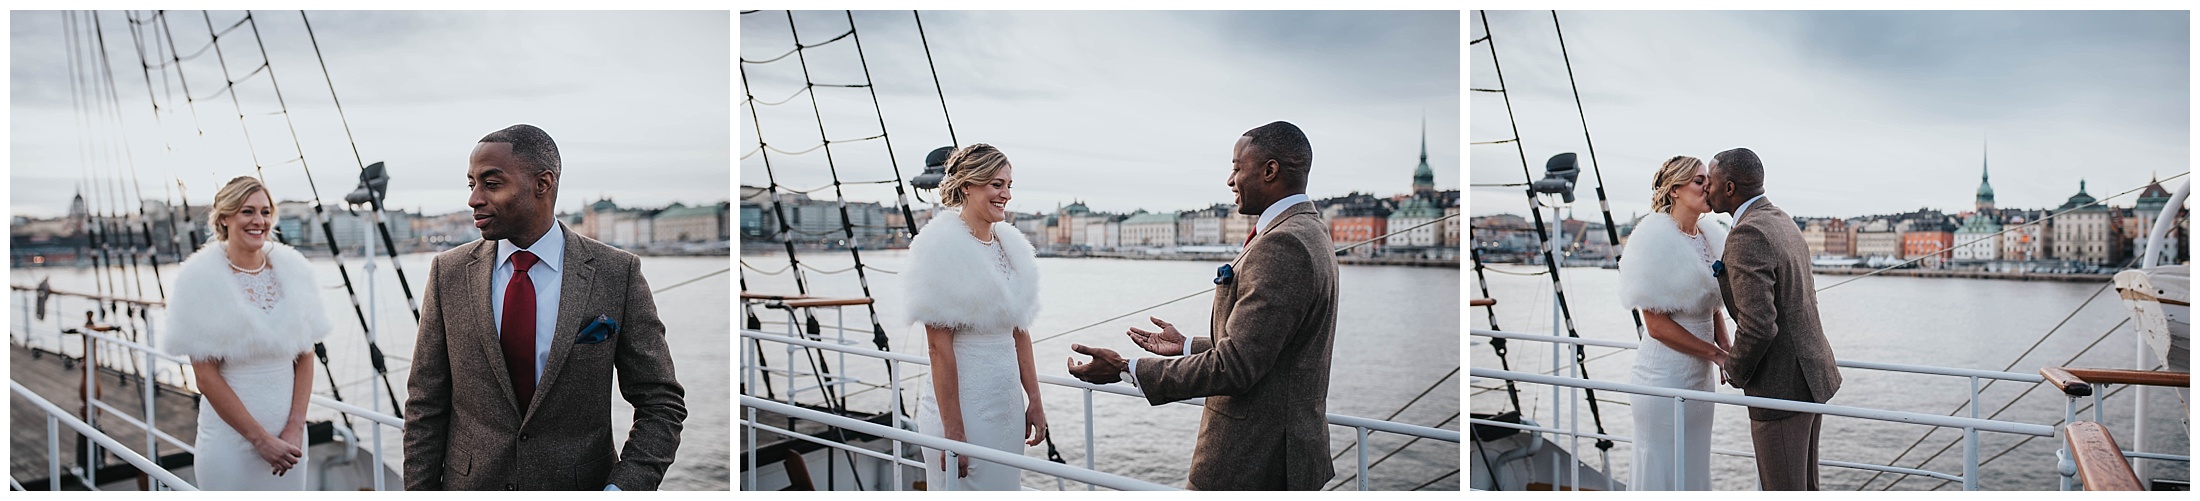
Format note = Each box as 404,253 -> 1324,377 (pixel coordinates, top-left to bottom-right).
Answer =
11,10 -> 729,218
741,10 -> 1460,215
1470,10 -> 2188,219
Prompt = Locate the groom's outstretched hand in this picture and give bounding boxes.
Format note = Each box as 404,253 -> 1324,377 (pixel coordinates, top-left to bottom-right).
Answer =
1127,316 -> 1186,356
1067,344 -> 1128,384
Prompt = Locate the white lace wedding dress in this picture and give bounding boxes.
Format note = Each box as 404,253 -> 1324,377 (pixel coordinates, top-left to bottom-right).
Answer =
915,238 -> 1027,491
1626,228 -> 1716,491
192,267 -> 308,490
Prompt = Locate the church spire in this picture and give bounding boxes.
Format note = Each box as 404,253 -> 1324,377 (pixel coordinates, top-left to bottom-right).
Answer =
1975,136 -> 1995,211
1411,113 -> 1434,195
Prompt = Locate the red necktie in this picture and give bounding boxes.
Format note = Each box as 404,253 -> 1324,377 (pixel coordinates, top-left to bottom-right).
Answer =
501,251 -> 540,410
1245,227 -> 1257,245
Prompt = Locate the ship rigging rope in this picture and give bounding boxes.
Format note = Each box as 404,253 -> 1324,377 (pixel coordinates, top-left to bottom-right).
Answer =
1551,10 -> 1648,342
1029,213 -> 1460,347
1925,378 -> 2159,491
651,268 -> 731,295
123,11 -> 192,268
1861,265 -> 2140,490
1816,171 -> 2188,294
1476,9 -> 1616,453
124,11 -> 239,67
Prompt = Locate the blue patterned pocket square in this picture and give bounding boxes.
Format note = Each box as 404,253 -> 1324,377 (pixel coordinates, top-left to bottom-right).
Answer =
1214,263 -> 1235,285
578,314 -> 618,344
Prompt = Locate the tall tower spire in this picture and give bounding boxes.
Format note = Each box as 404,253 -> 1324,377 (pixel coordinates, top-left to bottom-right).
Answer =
1411,113 -> 1435,195
1975,136 -> 1995,212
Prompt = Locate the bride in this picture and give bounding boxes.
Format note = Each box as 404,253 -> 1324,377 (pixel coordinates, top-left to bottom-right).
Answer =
163,176 -> 333,490
901,144 -> 1046,490
1616,156 -> 1730,490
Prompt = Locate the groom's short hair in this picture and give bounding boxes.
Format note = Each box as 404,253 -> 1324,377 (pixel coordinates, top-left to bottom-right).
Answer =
1713,147 -> 1763,192
479,124 -> 562,176
1242,121 -> 1312,188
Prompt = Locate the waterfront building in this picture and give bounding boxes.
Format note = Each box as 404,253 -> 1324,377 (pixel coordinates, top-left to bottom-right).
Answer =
1444,204 -> 1462,250
1853,218 -> 1901,259
1387,194 -> 1443,251
2051,180 -> 2123,266
1902,220 -> 1955,268
1175,211 -> 1198,246
1182,204 -> 1231,245
652,202 -> 730,244
1953,212 -> 2002,263
1121,211 -> 1178,248
1803,218 -> 1853,257
2126,177 -> 2183,264
1331,203 -> 1391,257
1221,210 -> 1254,246
2000,210 -> 2050,263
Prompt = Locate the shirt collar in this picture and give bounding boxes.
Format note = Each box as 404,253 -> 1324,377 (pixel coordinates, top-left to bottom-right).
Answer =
496,222 -> 565,273
1733,194 -> 1768,223
1253,193 -> 1310,236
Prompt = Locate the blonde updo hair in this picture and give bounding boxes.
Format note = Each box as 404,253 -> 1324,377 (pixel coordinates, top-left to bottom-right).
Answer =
1649,155 -> 1704,213
936,143 -> 1010,208
209,176 -> 274,242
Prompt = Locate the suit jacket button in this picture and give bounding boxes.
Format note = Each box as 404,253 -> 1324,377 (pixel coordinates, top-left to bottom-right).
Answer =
504,483 -> 515,490
520,433 -> 529,441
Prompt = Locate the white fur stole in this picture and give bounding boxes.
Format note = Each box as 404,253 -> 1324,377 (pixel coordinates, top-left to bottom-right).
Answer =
1617,212 -> 1729,315
899,210 -> 1042,335
161,241 -> 334,361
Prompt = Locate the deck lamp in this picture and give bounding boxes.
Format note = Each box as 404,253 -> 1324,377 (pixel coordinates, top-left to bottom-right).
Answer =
910,146 -> 955,190
1532,153 -> 1580,204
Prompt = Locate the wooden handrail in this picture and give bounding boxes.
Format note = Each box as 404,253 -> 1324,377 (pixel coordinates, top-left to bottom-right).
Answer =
2064,421 -> 2146,491
2040,367 -> 2092,397
2050,367 -> 2190,389
783,297 -> 874,308
741,292 -> 811,301
1470,298 -> 1496,307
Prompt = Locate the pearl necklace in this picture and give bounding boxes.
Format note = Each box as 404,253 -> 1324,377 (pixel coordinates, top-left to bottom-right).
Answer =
229,251 -> 268,274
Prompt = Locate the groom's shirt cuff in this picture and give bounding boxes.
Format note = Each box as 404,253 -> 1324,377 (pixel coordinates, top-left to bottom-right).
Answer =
1123,345 -> 1184,388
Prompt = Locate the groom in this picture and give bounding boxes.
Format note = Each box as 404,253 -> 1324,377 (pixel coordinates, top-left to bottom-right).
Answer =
404,124 -> 687,490
1068,121 -> 1340,490
1706,147 -> 1842,490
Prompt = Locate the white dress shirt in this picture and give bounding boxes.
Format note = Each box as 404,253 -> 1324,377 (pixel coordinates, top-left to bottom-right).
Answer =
1732,194 -> 1767,223
491,222 -> 565,384
1124,192 -> 1310,384
1254,193 -> 1311,237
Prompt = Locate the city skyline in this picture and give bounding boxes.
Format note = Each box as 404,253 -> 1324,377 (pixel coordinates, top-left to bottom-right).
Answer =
1469,11 -> 2188,220
742,10 -> 1461,216
10,10 -> 731,219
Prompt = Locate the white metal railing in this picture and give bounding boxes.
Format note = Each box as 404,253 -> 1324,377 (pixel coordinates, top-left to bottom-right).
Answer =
741,326 -> 1460,491
1468,328 -> 2078,490
11,320 -> 407,491
1472,367 -> 2056,490
11,381 -> 196,490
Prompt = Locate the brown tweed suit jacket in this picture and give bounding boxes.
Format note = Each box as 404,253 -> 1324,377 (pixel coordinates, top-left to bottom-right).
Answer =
1131,201 -> 1338,490
1718,198 -> 1843,421
403,223 -> 687,490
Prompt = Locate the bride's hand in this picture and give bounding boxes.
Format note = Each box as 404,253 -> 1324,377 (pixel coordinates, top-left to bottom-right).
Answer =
1127,317 -> 1186,356
1024,400 -> 1049,446
276,421 -> 306,475
939,451 -> 971,478
251,432 -> 302,475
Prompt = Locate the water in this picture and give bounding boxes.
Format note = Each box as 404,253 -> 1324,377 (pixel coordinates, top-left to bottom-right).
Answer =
1469,264 -> 2191,491
739,250 -> 1462,490
9,251 -> 731,491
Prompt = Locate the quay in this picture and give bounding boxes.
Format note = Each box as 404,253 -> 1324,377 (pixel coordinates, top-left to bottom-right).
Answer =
1810,267 -> 2113,282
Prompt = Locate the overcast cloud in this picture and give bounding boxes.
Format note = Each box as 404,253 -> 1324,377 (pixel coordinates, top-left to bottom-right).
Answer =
11,10 -> 729,218
741,10 -> 1460,215
1469,10 -> 2188,220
